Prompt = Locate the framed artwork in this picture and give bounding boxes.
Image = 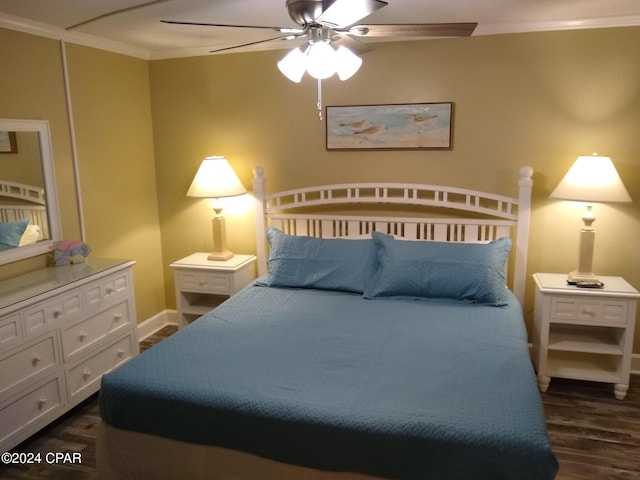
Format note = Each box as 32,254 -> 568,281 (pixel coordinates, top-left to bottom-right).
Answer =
0,131 -> 17,153
326,102 -> 453,150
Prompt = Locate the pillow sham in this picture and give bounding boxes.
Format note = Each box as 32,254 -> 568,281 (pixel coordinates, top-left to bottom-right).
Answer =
364,232 -> 512,305
0,218 -> 30,249
265,227 -> 375,293
19,224 -> 42,247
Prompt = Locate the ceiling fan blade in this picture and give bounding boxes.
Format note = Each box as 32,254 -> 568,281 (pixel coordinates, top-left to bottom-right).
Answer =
354,23 -> 477,38
209,34 -> 301,54
161,20 -> 304,34
317,0 -> 387,28
332,35 -> 374,55
67,0 -> 171,30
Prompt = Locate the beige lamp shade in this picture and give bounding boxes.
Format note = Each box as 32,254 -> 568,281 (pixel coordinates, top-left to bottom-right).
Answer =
187,156 -> 247,199
551,154 -> 631,203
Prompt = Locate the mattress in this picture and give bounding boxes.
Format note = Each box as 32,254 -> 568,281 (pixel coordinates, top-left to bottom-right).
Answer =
99,282 -> 558,480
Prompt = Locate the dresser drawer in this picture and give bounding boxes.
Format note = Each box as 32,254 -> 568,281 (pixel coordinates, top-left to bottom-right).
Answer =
550,296 -> 629,326
0,333 -> 60,400
0,312 -> 23,353
67,334 -> 135,401
85,269 -> 132,312
23,290 -> 83,337
0,374 -> 65,447
62,300 -> 132,360
176,270 -> 231,294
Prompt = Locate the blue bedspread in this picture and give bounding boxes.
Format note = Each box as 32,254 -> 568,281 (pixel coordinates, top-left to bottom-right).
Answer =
100,283 -> 558,480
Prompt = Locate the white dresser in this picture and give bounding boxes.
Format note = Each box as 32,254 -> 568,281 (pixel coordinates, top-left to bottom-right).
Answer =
0,259 -> 138,451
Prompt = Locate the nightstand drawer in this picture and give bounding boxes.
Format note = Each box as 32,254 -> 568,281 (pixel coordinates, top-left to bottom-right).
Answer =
176,271 -> 231,294
550,296 -> 628,325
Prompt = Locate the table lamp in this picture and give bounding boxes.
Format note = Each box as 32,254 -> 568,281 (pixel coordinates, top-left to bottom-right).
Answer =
550,153 -> 631,284
187,156 -> 247,261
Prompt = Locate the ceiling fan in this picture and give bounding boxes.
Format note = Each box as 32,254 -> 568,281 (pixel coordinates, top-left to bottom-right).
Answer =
161,0 -> 476,118
69,0 -> 476,117
161,0 -> 476,55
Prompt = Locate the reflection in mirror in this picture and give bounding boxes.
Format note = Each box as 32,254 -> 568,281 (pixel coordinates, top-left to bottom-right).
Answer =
0,119 -> 61,265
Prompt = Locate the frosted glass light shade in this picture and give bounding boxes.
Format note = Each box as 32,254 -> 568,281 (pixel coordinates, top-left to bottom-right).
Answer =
551,154 -> 631,203
277,41 -> 362,82
335,45 -> 362,80
277,47 -> 306,83
305,41 -> 337,79
187,156 -> 246,199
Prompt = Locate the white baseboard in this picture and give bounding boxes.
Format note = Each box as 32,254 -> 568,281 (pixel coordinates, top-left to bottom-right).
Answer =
137,309 -> 178,341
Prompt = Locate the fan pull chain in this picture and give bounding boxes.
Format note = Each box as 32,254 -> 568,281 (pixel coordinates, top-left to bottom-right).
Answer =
317,78 -> 323,121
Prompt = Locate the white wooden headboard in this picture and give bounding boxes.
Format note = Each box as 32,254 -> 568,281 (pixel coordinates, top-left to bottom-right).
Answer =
0,180 -> 49,239
253,166 -> 533,305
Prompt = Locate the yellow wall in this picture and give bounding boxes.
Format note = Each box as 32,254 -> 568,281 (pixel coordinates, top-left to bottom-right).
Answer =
0,29 -> 165,323
1,25 -> 639,352
149,27 -> 640,349
63,44 -> 166,320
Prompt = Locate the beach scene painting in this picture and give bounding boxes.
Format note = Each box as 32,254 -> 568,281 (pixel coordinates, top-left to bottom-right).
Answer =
326,103 -> 453,150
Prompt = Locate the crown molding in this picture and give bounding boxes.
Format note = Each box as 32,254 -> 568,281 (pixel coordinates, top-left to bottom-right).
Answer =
476,14 -> 640,36
0,13 -> 150,59
2,11 -> 639,61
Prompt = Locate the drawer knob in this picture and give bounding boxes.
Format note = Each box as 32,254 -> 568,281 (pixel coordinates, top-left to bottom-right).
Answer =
199,279 -> 206,286
117,349 -> 125,358
53,310 -> 62,319
79,332 -> 87,342
581,307 -> 596,317
37,397 -> 47,410
82,370 -> 92,381
113,313 -> 123,322
31,355 -> 42,367
106,287 -> 114,294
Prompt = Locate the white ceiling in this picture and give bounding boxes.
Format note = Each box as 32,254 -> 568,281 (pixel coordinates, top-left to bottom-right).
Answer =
1,0 -> 639,60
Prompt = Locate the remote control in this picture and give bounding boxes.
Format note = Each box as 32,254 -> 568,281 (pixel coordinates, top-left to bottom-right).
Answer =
575,280 -> 604,288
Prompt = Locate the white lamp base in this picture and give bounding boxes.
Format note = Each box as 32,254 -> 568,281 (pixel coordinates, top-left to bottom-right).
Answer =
567,206 -> 599,284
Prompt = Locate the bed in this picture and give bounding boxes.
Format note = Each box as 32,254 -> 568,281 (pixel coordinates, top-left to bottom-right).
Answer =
97,166 -> 558,480
0,180 -> 47,250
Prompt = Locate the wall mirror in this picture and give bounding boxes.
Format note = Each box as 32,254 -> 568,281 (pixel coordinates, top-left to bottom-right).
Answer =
0,119 -> 61,265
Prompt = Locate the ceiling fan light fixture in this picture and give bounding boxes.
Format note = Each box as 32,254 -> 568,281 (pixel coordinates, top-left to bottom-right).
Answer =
335,45 -> 362,80
305,41 -> 337,79
277,47 -> 307,82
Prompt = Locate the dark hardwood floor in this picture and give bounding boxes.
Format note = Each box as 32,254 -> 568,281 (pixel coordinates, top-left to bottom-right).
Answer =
1,325 -> 639,479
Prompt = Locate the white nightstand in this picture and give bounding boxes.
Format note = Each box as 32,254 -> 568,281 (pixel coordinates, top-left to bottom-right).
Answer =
170,253 -> 257,327
532,273 -> 639,400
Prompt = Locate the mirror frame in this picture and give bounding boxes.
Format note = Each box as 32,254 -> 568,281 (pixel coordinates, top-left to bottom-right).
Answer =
0,118 -> 62,265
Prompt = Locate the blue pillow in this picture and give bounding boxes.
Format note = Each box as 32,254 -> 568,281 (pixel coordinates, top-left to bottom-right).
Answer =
0,218 -> 30,249
265,227 -> 375,293
364,232 -> 512,305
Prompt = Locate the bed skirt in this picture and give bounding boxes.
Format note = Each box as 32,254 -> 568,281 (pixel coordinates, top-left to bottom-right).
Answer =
96,422 -> 384,480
